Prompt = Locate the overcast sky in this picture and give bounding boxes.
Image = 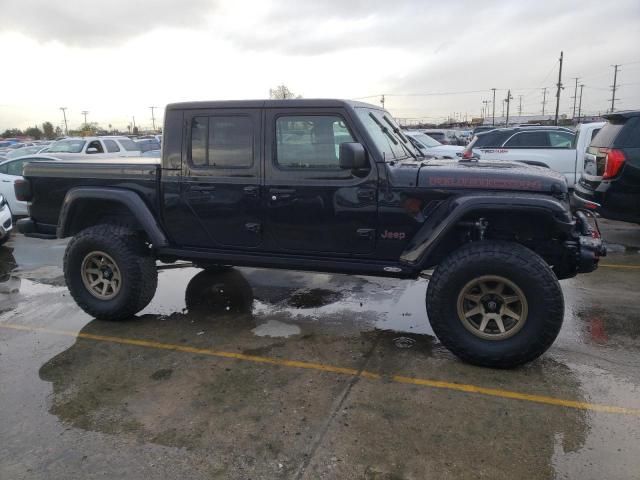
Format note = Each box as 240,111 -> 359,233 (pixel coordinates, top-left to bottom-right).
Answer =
1,0 -> 639,131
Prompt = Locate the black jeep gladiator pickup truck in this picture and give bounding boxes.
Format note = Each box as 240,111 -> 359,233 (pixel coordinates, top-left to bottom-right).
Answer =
16,99 -> 605,368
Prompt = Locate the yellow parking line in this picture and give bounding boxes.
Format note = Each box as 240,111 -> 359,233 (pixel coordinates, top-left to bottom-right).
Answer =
2,322 -> 640,416
600,264 -> 640,270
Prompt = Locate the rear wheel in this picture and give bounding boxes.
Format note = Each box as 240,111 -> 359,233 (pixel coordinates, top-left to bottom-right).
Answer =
64,225 -> 158,320
426,241 -> 564,368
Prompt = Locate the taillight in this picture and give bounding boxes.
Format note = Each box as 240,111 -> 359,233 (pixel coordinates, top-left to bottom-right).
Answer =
602,149 -> 626,179
462,149 -> 473,159
14,178 -> 32,202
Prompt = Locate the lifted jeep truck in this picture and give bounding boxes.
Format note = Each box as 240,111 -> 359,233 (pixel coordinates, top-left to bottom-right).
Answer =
16,99 -> 605,368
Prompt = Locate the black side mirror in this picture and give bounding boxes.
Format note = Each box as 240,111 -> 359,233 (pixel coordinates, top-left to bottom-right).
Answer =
339,142 -> 368,170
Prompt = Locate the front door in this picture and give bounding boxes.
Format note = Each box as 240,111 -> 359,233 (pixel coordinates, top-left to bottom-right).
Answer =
178,108 -> 263,249
263,108 -> 378,255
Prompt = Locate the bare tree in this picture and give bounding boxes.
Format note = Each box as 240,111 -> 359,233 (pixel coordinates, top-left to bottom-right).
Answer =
269,85 -> 301,99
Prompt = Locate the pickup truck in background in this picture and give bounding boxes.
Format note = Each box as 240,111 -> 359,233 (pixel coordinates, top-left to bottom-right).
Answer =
462,123 -> 605,188
573,111 -> 640,224
16,99 -> 605,368
46,136 -> 142,159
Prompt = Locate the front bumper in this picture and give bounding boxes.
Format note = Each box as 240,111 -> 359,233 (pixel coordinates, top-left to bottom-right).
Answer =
573,210 -> 606,274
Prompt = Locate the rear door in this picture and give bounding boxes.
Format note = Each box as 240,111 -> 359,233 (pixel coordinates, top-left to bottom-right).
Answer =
172,109 -> 263,249
263,108 -> 378,255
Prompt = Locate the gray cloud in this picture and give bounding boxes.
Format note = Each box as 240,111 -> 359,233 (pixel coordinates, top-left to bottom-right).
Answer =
0,0 -> 217,45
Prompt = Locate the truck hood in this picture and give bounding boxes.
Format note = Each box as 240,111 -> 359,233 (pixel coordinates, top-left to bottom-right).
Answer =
415,159 -> 568,194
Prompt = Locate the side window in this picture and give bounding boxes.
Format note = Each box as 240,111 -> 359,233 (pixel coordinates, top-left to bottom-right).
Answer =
548,131 -> 574,148
275,115 -> 354,170
0,163 -> 7,174
87,140 -> 104,153
505,131 -> 550,147
104,139 -> 120,153
190,116 -> 253,168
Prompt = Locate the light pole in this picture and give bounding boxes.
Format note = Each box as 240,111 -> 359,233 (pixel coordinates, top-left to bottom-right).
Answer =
60,107 -> 69,135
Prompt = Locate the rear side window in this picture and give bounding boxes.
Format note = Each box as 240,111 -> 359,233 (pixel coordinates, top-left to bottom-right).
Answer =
472,131 -> 512,148
591,121 -> 624,148
275,115 -> 354,170
190,116 -> 253,169
104,139 -> 120,153
504,131 -> 550,147
614,117 -> 640,148
548,131 -> 574,148
7,159 -> 27,176
118,138 -> 141,152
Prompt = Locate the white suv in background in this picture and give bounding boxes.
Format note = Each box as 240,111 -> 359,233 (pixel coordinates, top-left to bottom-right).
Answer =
46,136 -> 142,159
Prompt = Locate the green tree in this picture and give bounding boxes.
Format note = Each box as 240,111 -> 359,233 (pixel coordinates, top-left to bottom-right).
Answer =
25,126 -> 43,140
42,121 -> 55,139
2,128 -> 23,138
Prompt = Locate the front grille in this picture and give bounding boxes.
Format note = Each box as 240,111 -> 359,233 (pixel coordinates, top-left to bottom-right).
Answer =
3,218 -> 11,229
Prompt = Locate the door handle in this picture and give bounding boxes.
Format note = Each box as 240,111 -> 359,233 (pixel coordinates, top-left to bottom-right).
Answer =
357,189 -> 376,201
269,188 -> 296,201
243,185 -> 259,197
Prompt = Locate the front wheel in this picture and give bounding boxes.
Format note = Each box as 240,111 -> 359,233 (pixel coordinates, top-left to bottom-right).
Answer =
64,225 -> 158,320
426,241 -> 564,368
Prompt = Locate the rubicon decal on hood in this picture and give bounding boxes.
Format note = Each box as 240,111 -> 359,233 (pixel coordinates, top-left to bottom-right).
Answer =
428,176 -> 543,190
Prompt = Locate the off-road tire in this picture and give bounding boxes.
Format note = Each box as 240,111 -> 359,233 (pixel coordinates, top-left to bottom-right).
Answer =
185,269 -> 253,314
64,225 -> 158,320
426,241 -> 564,368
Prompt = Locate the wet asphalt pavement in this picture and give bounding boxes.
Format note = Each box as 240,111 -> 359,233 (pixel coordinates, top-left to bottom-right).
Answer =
1,219 -> 640,479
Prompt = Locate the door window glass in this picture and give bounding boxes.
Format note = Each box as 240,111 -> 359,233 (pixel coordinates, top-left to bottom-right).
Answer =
190,116 -> 253,168
104,139 -> 120,153
548,131 -> 574,148
275,115 -> 354,169
504,131 -> 550,147
87,140 -> 104,153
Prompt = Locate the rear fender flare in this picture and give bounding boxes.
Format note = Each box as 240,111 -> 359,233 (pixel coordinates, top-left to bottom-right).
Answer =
57,187 -> 169,247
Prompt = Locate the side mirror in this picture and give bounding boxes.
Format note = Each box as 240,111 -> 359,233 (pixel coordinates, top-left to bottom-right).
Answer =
339,142 -> 368,170
86,147 -> 98,154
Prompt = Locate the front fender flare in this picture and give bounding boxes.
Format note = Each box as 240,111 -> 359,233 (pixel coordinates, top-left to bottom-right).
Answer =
57,187 -> 169,247
400,193 -> 574,269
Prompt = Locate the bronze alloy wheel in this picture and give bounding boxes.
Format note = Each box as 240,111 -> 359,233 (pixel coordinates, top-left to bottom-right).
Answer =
456,275 -> 528,340
80,251 -> 122,300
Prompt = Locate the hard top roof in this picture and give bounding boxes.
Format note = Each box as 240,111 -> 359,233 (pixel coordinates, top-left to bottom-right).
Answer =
166,99 -> 379,111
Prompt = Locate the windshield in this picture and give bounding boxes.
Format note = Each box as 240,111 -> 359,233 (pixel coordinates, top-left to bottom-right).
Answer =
409,132 -> 442,148
7,146 -> 42,159
355,107 -> 420,161
48,139 -> 86,153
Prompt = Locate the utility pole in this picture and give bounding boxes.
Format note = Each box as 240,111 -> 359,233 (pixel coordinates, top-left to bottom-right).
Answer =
59,107 -> 68,135
541,88 -> 547,116
482,100 -> 490,119
571,77 -> 579,119
149,106 -> 157,131
577,84 -> 584,122
501,99 -> 505,118
132,116 -> 137,132
518,95 -> 523,117
610,64 -> 620,112
81,110 -> 89,126
491,88 -> 496,126
554,51 -> 564,126
505,89 -> 513,126
380,94 -> 385,109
